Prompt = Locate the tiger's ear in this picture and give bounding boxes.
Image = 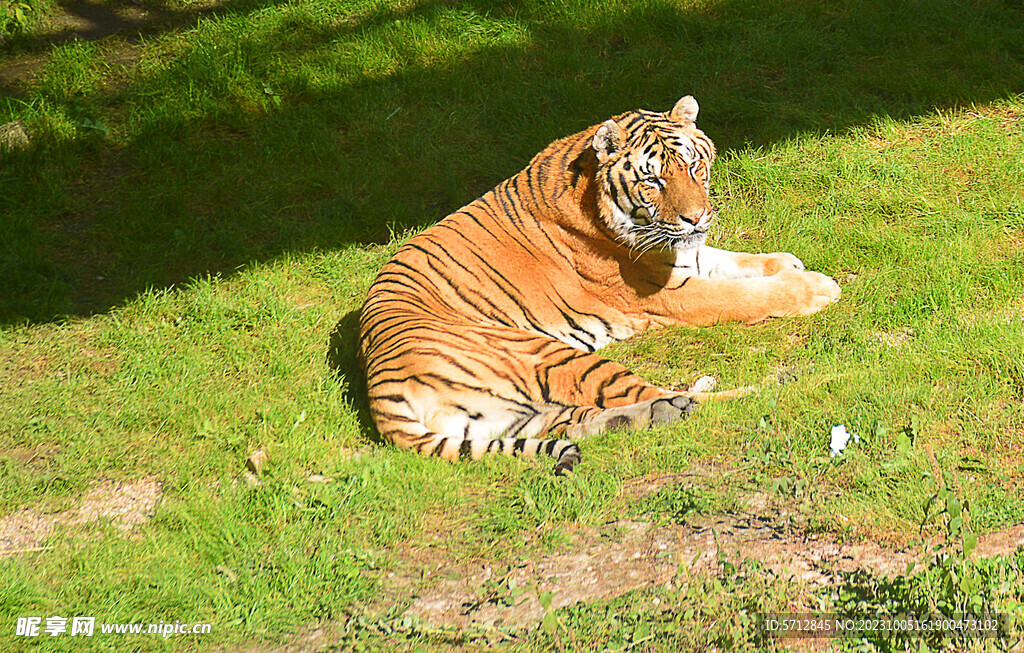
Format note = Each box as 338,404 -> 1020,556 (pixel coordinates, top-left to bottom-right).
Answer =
593,120 -> 623,163
670,95 -> 699,124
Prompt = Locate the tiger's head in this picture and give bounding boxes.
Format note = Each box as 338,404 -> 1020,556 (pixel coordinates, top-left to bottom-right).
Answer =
592,95 -> 716,253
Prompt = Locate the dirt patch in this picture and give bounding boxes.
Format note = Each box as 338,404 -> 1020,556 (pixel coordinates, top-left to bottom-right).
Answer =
868,326 -> 915,349
0,54 -> 46,95
399,520 -> 681,630
359,472 -> 1024,633
968,105 -> 1024,133
0,477 -> 162,555
3,443 -> 62,474
395,500 -> 1024,631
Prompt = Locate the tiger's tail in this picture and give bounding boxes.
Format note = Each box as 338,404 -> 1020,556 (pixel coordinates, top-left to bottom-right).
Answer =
371,398 -> 584,473
431,434 -> 583,476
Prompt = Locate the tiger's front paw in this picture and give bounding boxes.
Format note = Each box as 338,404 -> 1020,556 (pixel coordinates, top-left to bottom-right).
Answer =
759,252 -> 805,276
774,269 -> 841,316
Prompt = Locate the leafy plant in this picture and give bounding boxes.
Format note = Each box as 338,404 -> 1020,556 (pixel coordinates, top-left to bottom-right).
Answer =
1,1 -> 34,37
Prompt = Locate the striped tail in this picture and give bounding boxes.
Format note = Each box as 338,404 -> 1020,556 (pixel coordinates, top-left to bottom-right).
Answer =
425,434 -> 582,475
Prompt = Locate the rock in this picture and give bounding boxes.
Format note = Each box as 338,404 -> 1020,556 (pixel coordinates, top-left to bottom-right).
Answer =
0,121 -> 30,152
246,448 -> 267,476
305,474 -> 333,484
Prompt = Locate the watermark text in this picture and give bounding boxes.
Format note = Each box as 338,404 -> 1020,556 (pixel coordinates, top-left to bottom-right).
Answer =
15,616 -> 211,638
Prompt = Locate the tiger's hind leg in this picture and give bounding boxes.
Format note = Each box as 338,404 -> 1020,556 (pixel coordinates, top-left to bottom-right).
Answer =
423,394 -> 697,475
368,389 -> 694,475
494,393 -> 697,473
563,393 -> 696,439
366,329 -> 719,474
438,393 -> 690,474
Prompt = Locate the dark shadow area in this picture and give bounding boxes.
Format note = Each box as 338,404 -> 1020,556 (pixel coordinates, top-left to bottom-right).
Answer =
0,0 -> 295,98
2,0 -> 1023,324
5,0 -> 284,51
48,0 -> 225,44
326,308 -> 381,444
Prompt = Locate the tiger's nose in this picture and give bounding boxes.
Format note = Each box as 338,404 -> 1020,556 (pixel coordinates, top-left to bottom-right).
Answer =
682,207 -> 714,228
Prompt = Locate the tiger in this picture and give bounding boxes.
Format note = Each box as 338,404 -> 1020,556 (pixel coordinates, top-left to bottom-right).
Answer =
357,96 -> 841,474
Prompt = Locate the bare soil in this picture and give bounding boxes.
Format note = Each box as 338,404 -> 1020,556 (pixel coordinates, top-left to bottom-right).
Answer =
392,482 -> 1024,631
0,477 -> 162,554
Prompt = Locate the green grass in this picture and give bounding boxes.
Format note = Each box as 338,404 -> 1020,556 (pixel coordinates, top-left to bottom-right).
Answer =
3,0 -> 1024,651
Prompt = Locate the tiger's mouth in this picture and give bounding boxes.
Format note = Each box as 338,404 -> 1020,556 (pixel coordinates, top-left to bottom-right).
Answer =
630,221 -> 708,253
666,230 -> 707,250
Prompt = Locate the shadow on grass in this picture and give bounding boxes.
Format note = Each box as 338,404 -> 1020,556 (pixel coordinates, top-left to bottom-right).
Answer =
5,0 -> 289,51
2,0 -> 1023,324
326,308 -> 381,444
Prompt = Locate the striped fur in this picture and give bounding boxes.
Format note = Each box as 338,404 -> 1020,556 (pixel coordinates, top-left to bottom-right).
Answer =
358,96 -> 841,473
